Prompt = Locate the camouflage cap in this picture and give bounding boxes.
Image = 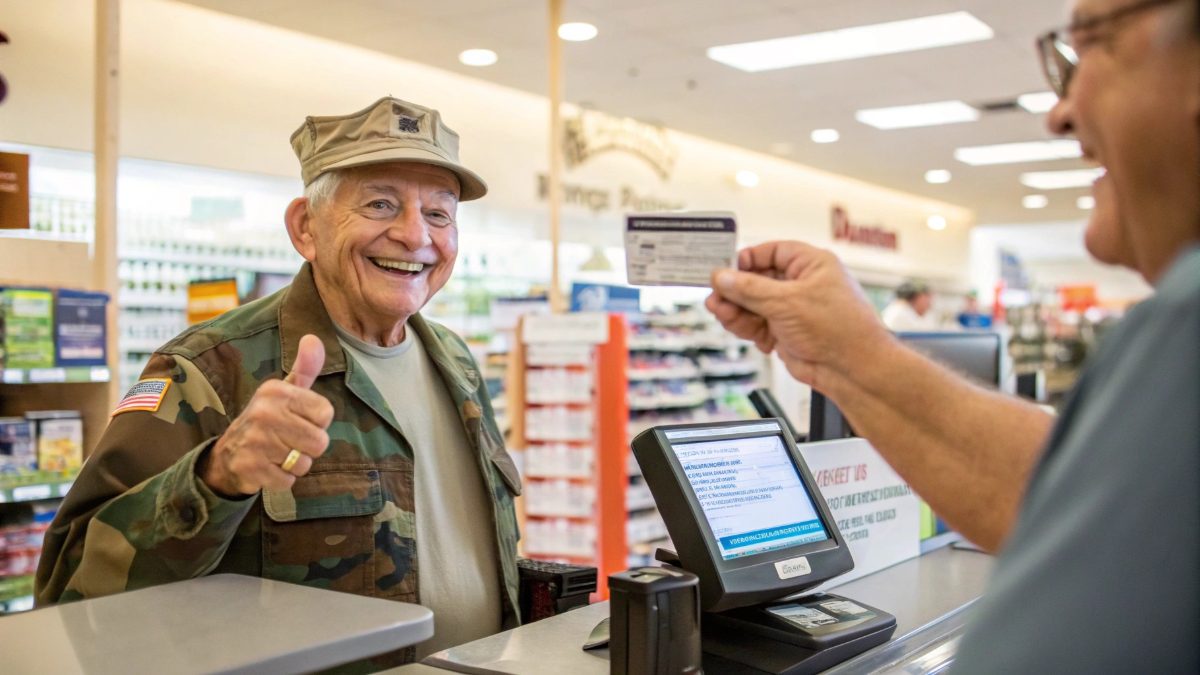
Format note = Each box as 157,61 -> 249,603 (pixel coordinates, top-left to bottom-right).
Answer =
290,96 -> 487,201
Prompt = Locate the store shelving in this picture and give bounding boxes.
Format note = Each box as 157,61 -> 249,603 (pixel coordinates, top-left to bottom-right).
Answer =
0,575 -> 35,614
0,237 -> 107,614
119,247 -> 301,276
0,473 -> 77,504
622,310 -> 763,567
2,367 -> 110,385
511,313 -> 629,597
512,309 -> 766,577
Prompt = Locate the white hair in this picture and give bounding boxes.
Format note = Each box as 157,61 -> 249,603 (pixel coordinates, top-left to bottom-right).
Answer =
304,170 -> 345,213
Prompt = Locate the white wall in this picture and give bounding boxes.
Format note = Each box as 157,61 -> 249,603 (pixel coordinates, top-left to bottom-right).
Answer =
0,0 -> 975,286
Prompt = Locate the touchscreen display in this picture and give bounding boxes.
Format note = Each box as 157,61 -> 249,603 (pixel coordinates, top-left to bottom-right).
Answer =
671,434 -> 829,560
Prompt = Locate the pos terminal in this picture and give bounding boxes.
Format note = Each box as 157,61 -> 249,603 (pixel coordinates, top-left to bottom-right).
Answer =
631,419 -> 896,674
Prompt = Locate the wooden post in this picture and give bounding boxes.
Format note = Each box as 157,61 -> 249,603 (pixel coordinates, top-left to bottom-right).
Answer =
94,0 -> 120,407
547,0 -> 566,313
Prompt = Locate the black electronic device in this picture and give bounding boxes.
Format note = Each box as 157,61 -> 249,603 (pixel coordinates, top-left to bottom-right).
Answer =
608,567 -> 703,675
748,388 -> 802,441
808,332 -> 1002,442
633,419 -> 851,612
631,419 -> 896,674
898,331 -> 1002,386
517,558 -> 597,624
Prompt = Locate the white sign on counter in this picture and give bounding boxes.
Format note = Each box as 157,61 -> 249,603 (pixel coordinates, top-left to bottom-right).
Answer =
798,437 -> 920,588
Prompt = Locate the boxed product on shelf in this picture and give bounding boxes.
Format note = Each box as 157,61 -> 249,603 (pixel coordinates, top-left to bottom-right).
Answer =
0,418 -> 36,474
525,406 -> 593,442
628,380 -> 710,411
0,521 -> 49,577
55,289 -> 109,367
523,518 -> 597,559
525,368 -> 593,404
626,512 -> 670,546
25,411 -> 83,474
0,287 -> 55,369
524,480 -> 596,518
524,444 -> 594,479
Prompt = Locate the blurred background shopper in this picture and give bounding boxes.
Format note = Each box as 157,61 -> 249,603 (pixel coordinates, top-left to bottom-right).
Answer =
880,279 -> 938,331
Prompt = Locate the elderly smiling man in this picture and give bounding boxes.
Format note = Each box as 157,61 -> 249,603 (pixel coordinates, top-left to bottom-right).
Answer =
36,97 -> 523,665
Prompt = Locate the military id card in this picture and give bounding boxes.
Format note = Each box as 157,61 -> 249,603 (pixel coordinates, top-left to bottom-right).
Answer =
625,212 -> 737,287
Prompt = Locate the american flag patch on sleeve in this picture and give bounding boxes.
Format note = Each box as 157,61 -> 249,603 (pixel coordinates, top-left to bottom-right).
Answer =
112,378 -> 172,416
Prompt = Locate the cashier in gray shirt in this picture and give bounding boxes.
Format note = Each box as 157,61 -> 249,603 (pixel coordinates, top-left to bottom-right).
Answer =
705,0 -> 1199,672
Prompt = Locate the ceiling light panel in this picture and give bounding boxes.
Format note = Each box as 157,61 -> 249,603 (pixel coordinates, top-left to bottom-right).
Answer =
706,12 -> 994,72
558,22 -> 598,42
924,169 -> 952,184
1019,168 -> 1106,190
735,170 -> 760,188
1017,91 -> 1059,114
458,49 -> 498,67
955,140 -> 1082,166
1023,195 -> 1049,209
856,100 -> 979,130
810,129 -> 840,144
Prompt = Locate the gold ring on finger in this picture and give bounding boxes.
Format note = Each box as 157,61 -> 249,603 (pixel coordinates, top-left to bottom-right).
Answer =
281,448 -> 303,473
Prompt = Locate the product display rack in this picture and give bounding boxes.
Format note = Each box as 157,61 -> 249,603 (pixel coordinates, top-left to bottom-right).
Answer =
0,237 -> 108,615
510,313 -> 629,599
511,310 -> 764,587
624,310 -> 762,567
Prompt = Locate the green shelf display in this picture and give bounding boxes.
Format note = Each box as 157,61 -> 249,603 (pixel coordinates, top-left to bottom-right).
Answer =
0,472 -> 77,503
0,575 -> 35,604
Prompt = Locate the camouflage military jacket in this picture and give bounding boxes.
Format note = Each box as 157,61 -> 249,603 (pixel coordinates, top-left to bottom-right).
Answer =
35,263 -> 523,655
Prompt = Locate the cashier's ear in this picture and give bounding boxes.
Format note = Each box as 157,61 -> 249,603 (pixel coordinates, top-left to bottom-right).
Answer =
285,197 -> 318,263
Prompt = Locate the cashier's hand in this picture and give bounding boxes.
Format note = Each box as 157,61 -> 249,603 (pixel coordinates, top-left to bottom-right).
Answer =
199,334 -> 333,496
706,241 -> 893,386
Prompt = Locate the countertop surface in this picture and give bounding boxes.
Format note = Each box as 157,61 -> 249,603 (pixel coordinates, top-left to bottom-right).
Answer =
410,545 -> 993,675
0,574 -> 433,675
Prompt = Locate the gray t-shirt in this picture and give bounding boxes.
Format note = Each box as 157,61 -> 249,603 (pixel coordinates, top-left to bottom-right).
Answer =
335,323 -> 502,658
954,246 -> 1199,673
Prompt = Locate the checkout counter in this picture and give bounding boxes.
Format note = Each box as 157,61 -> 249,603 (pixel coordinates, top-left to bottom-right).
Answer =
390,542 -> 990,675
2,419 -> 991,674
395,418 -> 996,675
0,540 -> 988,675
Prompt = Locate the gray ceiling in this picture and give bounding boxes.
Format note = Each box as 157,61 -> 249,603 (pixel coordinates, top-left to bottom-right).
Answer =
180,0 -> 1087,225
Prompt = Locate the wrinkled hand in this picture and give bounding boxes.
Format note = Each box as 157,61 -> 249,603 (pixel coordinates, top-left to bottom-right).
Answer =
199,334 -> 334,496
706,241 -> 893,386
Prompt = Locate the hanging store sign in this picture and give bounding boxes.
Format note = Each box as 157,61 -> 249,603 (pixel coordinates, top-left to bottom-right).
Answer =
570,283 -> 641,314
0,151 -> 30,229
999,248 -> 1030,290
831,206 -> 899,251
563,110 -> 679,180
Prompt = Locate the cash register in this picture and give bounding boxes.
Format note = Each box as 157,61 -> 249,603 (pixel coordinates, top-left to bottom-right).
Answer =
629,418 -> 897,674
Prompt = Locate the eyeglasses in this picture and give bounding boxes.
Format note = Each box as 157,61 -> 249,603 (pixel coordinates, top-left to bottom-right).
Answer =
1036,0 -> 1183,98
